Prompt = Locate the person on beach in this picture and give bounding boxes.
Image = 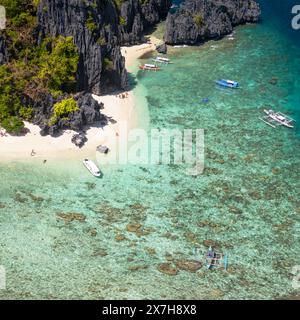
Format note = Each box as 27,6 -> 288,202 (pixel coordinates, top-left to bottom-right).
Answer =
31,149 -> 36,156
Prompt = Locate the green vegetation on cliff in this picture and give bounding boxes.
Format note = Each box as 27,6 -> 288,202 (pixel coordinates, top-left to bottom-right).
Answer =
38,36 -> 79,97
49,98 -> 79,125
0,1 -> 79,134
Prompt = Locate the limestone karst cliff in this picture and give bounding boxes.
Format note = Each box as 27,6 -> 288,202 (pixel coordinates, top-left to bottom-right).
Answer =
164,0 -> 261,45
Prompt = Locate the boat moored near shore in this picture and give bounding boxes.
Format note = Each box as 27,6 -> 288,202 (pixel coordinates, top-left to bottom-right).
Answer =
83,159 -> 102,177
152,57 -> 171,64
139,64 -> 160,71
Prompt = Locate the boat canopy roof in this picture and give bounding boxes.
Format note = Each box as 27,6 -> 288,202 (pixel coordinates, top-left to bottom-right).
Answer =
145,64 -> 156,68
85,160 -> 100,173
156,57 -> 169,61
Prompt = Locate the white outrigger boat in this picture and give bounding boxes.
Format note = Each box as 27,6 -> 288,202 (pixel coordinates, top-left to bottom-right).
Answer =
139,63 -> 160,71
174,44 -> 188,48
260,109 -> 295,129
152,56 -> 171,64
83,159 -> 102,177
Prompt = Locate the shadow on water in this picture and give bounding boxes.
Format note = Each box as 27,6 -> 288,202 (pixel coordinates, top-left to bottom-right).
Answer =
127,72 -> 138,90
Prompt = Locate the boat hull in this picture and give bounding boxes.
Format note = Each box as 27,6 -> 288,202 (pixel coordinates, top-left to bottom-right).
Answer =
216,79 -> 239,88
139,65 -> 160,71
83,160 -> 101,177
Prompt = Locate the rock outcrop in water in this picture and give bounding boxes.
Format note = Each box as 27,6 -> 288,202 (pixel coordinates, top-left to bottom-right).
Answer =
164,0 -> 261,45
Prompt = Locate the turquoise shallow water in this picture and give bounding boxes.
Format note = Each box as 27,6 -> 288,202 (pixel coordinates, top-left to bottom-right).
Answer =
0,2 -> 300,299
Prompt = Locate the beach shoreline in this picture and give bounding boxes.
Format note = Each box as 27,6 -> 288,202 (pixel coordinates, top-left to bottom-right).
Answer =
0,36 -> 160,162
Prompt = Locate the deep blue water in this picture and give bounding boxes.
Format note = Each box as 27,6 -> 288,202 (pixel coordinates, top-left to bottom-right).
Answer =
258,0 -> 300,45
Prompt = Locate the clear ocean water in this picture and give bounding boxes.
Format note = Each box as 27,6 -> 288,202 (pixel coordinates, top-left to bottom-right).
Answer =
0,1 -> 299,299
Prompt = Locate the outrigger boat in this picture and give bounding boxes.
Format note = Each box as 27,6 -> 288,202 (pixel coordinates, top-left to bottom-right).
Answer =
83,159 -> 102,177
260,109 -> 295,129
204,246 -> 228,270
152,56 -> 171,64
174,44 -> 188,48
139,63 -> 160,71
216,79 -> 239,88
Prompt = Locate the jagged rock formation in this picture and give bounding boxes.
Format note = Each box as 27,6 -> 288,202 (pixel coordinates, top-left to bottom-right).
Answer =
156,43 -> 168,54
37,0 -> 127,95
0,33 -> 8,65
119,0 -> 172,45
164,0 -> 261,45
37,93 -> 107,137
71,132 -> 88,148
37,0 -> 171,95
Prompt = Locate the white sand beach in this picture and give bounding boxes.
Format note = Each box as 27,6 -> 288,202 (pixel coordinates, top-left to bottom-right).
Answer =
0,36 -> 161,161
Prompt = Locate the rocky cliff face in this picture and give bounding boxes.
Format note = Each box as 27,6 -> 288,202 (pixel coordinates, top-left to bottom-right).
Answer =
164,0 -> 261,45
119,0 -> 172,45
35,93 -> 107,137
37,0 -> 127,95
37,0 -> 171,94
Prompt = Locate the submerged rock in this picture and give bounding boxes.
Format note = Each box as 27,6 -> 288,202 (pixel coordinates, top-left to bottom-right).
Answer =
145,247 -> 157,255
184,231 -> 198,243
56,212 -> 86,223
0,202 -> 5,209
128,264 -> 148,271
209,289 -> 225,298
175,260 -> 202,272
92,249 -> 108,257
228,206 -> 243,215
14,193 -> 28,203
157,263 -> 178,276
269,77 -> 279,85
126,223 -> 142,233
203,239 -> 218,247
85,182 -> 96,190
115,233 -> 126,241
88,228 -> 97,237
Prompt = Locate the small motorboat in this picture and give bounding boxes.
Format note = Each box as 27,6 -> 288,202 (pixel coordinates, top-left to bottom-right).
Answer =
139,64 -> 160,71
260,109 -> 295,129
152,57 -> 171,64
83,159 -> 101,177
174,44 -> 188,48
216,79 -> 239,88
